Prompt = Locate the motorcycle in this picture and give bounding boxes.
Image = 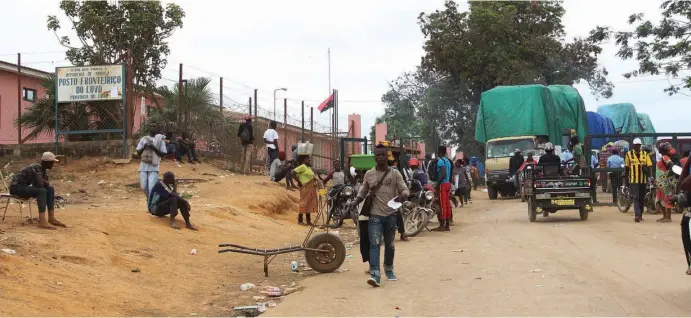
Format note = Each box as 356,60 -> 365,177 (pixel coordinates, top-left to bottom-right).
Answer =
326,184 -> 358,229
401,180 -> 434,237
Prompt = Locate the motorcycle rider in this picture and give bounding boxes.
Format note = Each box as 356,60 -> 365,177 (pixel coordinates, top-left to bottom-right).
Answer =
408,158 -> 428,193
537,142 -> 562,176
625,138 -> 654,223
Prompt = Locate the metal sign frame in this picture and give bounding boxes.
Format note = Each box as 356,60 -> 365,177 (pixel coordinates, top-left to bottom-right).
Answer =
54,64 -> 127,158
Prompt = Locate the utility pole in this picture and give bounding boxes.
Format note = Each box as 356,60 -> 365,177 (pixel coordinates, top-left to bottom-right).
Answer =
16,53 -> 21,144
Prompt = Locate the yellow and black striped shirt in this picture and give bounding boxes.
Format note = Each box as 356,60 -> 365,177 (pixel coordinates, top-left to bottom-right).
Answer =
625,150 -> 652,184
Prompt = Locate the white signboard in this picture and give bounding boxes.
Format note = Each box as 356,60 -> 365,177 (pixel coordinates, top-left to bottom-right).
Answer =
56,65 -> 124,103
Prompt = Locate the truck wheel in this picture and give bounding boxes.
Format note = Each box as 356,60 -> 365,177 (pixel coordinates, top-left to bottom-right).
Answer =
542,209 -> 549,217
579,206 -> 589,221
305,233 -> 346,273
528,200 -> 537,222
488,187 -> 498,200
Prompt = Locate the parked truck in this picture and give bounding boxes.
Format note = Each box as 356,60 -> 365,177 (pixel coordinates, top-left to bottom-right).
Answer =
475,84 -> 588,200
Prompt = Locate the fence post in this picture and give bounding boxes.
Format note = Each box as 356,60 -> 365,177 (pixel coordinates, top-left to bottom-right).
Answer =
178,63 -> 183,128
219,77 -> 223,149
301,101 -> 305,142
310,107 -> 314,143
283,98 -> 288,153
17,53 -> 21,144
252,89 -> 258,173
248,97 -> 252,115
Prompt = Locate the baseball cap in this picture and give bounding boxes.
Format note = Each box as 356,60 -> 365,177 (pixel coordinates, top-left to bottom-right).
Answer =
515,149 -> 521,153
41,152 -> 59,162
633,138 -> 642,145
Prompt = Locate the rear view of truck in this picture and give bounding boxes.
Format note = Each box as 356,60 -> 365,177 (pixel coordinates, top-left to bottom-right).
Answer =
475,84 -> 588,200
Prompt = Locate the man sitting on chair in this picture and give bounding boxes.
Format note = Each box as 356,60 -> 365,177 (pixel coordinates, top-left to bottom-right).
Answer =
9,152 -> 65,229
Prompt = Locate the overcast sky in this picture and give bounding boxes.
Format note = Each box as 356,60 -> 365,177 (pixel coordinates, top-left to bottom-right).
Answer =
1,0 -> 688,139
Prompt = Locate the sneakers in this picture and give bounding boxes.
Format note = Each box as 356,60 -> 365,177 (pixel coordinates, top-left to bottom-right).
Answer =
367,276 -> 381,287
385,271 -> 398,281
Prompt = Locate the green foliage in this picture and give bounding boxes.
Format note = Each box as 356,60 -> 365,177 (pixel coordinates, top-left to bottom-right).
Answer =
47,0 -> 184,91
374,0 -> 613,158
592,0 -> 691,95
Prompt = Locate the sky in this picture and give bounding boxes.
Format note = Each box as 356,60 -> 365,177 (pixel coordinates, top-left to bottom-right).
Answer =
1,0 -> 688,139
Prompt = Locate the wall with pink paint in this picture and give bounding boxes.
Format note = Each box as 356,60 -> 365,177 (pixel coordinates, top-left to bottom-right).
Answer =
375,122 -> 387,145
346,114 -> 362,156
0,70 -> 52,144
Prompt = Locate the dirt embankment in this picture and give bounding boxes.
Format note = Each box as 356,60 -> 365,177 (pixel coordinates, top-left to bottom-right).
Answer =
0,157 -> 343,316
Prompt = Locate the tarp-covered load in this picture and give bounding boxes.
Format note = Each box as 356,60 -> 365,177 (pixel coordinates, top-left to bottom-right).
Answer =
597,103 -> 640,134
586,111 -> 617,150
475,84 -> 588,144
637,112 -> 656,145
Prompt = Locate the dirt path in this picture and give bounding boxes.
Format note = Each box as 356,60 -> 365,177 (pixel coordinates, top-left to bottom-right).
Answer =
268,195 -> 691,316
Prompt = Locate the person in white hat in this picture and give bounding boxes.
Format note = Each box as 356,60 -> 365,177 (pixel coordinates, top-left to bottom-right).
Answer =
624,138 -> 654,222
9,151 -> 65,229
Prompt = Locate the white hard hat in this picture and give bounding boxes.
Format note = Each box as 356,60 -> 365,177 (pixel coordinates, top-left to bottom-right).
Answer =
633,138 -> 642,145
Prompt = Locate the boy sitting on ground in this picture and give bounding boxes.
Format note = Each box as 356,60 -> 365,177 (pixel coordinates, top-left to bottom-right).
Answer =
148,171 -> 197,230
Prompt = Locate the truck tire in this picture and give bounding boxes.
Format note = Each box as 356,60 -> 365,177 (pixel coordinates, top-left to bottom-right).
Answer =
579,206 -> 589,221
488,187 -> 498,200
528,200 -> 537,222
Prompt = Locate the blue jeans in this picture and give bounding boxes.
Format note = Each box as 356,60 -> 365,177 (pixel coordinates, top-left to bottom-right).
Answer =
369,214 -> 397,279
140,171 -> 159,204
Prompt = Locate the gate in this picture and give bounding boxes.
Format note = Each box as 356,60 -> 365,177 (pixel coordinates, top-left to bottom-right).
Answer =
584,132 -> 691,206
54,65 -> 127,158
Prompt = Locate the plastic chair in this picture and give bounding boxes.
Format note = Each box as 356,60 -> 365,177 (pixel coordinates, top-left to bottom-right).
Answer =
0,170 -> 34,225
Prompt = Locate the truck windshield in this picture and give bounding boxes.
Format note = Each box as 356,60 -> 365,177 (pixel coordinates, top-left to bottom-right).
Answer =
487,138 -> 534,159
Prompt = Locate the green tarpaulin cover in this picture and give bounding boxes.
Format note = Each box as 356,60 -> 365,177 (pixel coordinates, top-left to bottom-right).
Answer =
597,103 -> 640,135
637,112 -> 656,145
475,84 -> 588,144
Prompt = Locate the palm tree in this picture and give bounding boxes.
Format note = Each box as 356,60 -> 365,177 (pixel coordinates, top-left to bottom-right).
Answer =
15,77 -> 121,142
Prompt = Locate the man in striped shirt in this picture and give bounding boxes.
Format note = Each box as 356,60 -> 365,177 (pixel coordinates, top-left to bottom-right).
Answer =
625,138 -> 654,223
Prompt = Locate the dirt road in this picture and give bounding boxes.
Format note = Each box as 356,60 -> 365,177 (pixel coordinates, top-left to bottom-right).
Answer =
269,197 -> 691,316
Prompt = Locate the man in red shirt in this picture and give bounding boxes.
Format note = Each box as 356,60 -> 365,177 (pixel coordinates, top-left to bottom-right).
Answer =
519,152 -> 537,172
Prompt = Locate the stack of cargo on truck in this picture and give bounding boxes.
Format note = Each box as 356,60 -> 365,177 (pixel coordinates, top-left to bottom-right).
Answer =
475,84 -> 588,200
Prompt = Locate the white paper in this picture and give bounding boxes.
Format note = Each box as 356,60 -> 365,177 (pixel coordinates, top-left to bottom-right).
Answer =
110,87 -> 119,98
387,198 -> 402,210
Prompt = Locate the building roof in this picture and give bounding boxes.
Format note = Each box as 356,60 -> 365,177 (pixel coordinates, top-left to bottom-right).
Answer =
0,60 -> 53,80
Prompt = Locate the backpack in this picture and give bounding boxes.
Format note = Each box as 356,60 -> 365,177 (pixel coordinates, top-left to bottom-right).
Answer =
141,136 -> 157,164
240,125 -> 251,142
427,158 -> 439,182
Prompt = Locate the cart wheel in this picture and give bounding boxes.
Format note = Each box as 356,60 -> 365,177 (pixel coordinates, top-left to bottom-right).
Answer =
305,233 -> 346,274
579,206 -> 589,221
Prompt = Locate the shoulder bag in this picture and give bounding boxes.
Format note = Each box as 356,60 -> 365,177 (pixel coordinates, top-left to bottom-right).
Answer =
360,168 -> 391,217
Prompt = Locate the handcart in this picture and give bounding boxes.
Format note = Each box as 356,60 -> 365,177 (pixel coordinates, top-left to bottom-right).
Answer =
218,182 -> 346,277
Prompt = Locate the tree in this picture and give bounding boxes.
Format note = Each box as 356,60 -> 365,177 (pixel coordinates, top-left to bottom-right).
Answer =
371,0 -> 614,157
418,0 -> 613,102
592,0 -> 691,95
47,0 -> 185,134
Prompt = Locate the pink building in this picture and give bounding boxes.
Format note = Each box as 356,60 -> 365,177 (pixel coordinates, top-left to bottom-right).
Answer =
0,61 -> 158,145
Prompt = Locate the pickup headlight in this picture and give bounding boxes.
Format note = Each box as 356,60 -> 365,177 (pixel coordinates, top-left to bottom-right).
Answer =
425,191 -> 434,200
576,192 -> 591,198
343,186 -> 354,196
535,193 -> 551,199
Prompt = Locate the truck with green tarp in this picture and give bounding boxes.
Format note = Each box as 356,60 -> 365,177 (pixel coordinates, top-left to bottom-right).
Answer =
475,84 -> 588,199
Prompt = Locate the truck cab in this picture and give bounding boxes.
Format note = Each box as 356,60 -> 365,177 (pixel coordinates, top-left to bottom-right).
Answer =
484,136 -> 538,199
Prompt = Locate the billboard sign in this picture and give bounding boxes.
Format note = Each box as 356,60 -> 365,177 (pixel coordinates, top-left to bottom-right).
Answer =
56,65 -> 124,103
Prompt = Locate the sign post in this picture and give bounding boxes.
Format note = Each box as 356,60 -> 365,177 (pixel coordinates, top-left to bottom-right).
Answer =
54,64 -> 127,158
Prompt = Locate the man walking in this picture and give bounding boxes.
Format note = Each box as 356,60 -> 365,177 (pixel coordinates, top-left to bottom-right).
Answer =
625,138 -> 654,222
432,146 -> 452,232
349,145 -> 409,287
237,115 -> 255,174
263,121 -> 280,174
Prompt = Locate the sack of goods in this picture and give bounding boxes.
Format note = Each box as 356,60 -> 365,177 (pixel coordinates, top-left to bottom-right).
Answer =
297,142 -> 314,156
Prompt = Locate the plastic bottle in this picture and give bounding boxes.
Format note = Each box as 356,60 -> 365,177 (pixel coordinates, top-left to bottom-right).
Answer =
290,261 -> 298,271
